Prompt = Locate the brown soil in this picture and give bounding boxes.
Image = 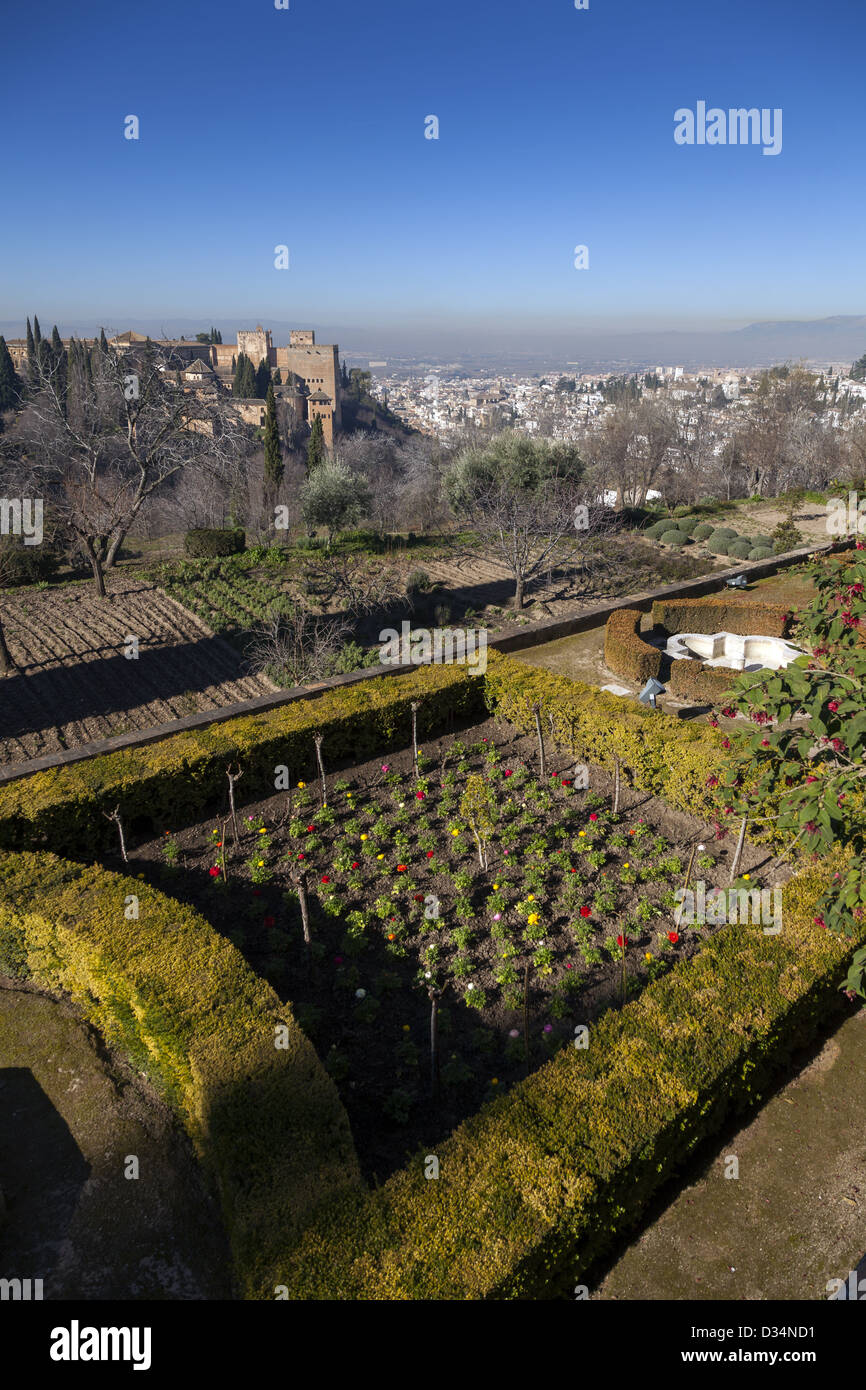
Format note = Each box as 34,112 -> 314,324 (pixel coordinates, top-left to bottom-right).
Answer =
111,715 -> 779,1185
0,576 -> 275,769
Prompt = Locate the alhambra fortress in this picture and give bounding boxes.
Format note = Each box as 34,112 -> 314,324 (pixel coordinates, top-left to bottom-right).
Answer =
6,325 -> 342,445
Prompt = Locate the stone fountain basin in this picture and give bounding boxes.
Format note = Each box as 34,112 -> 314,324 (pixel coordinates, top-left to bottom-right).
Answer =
664,631 -> 803,672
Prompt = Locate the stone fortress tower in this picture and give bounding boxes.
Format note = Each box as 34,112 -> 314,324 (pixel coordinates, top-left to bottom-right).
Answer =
212,325 -> 342,445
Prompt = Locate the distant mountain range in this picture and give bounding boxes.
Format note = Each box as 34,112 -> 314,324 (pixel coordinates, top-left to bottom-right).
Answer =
2,314 -> 864,375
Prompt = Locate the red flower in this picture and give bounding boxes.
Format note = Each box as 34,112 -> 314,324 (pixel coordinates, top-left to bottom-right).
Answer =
580,905 -> 591,918
721,706 -> 735,718
414,894 -> 424,902
297,853 -> 305,860
831,738 -> 844,752
589,813 -> 598,822
504,769 -> 513,777
806,776 -> 817,784
321,875 -> 330,884
813,915 -> 826,929
426,850 -> 434,859
706,775 -> 719,789
668,931 -> 679,944
208,865 -> 220,877
264,915 -> 276,928
805,821 -> 817,834
828,700 -> 839,713
721,738 -> 731,750
351,861 -> 359,869
306,824 -> 315,832
760,738 -> 770,747
416,791 -> 425,800
397,864 -> 407,872
616,934 -> 628,948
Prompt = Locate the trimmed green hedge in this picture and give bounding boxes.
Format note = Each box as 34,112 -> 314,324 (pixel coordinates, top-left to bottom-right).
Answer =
603,609 -> 663,683
0,851 -> 361,1298
184,528 -> 246,558
272,857 -> 863,1299
669,657 -> 740,703
651,596 -> 790,637
487,650 -> 723,819
0,663 -> 485,855
660,530 -> 688,547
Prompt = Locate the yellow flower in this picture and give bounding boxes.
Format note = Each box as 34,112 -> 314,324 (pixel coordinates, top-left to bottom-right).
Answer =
258,827 -> 266,834
624,862 -> 629,868
490,1078 -> 499,1085
257,860 -> 264,867
297,781 -> 306,788
645,952 -> 653,961
360,834 -> 368,841
493,884 -> 499,890
402,1024 -> 410,1032
578,831 -> 586,837
452,828 -> 460,836
528,894 -> 535,901
528,912 -> 540,925
377,853 -> 385,860
743,873 -> 750,880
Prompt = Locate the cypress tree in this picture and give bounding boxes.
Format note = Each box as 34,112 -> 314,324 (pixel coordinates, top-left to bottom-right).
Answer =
33,315 -> 42,346
255,358 -> 271,399
232,351 -> 248,395
273,367 -> 282,385
263,383 -> 283,497
306,414 -> 326,474
0,337 -> 20,411
25,318 -> 36,386
99,327 -> 108,353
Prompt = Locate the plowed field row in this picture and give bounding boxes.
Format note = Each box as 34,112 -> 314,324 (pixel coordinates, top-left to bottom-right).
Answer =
0,578 -> 276,771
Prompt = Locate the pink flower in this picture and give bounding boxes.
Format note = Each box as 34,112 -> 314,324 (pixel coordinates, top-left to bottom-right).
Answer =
706,775 -> 719,789
828,700 -> 839,713
813,915 -> 826,929
504,769 -> 513,777
416,791 -> 425,800
543,1024 -> 553,1033
492,912 -> 501,921
381,764 -> 390,772
589,813 -> 598,822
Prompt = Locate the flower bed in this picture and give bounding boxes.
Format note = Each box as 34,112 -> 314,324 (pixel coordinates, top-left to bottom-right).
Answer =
269,855 -> 863,1300
123,722 -> 760,1182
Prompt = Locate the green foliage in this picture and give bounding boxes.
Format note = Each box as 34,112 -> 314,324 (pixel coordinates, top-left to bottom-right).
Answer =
604,609 -> 663,683
727,539 -> 753,560
183,528 -> 245,558
651,596 -> 790,637
263,383 -> 283,491
771,519 -> 805,554
660,530 -> 687,547
301,458 -> 370,545
0,850 -> 360,1299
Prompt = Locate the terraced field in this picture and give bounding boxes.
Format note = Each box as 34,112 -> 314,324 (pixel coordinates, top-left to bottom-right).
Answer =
0,578 -> 276,770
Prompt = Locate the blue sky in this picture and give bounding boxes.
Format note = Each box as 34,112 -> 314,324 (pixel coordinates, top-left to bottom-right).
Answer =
2,0 -> 865,348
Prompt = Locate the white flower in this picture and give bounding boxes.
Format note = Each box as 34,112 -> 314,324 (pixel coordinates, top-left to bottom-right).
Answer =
467,982 -> 475,990
697,843 -> 706,851
355,988 -> 366,999
424,970 -> 432,978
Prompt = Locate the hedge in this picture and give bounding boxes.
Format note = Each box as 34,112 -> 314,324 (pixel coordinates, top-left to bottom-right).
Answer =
486,650 -> 723,820
749,547 -> 774,561
0,663 -> 485,856
272,856 -> 863,1299
693,523 -> 714,541
708,537 -> 732,555
727,540 -> 753,560
184,528 -> 246,558
660,530 -> 688,547
651,595 -> 790,637
0,851 -> 361,1298
668,657 -> 740,703
603,609 -> 663,684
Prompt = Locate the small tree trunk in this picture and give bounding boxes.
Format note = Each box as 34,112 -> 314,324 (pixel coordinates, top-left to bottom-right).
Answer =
513,574 -> 525,610
313,732 -> 327,808
296,872 -> 312,974
103,806 -> 128,862
88,549 -> 107,598
410,701 -> 420,779
226,763 -> 243,844
613,755 -> 621,815
429,988 -> 440,1099
533,704 -> 547,779
729,816 -> 748,883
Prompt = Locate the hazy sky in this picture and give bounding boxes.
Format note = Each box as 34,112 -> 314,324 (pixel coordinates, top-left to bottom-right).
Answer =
3,0 -> 865,348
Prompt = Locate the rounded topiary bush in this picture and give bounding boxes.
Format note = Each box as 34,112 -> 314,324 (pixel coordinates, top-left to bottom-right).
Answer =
660,530 -> 688,547
727,539 -> 753,560
184,527 -> 245,558
751,534 -> 772,548
645,521 -> 670,539
693,523 -> 714,541
748,546 -> 774,561
676,518 -> 700,536
707,537 -> 731,555
711,526 -> 737,539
